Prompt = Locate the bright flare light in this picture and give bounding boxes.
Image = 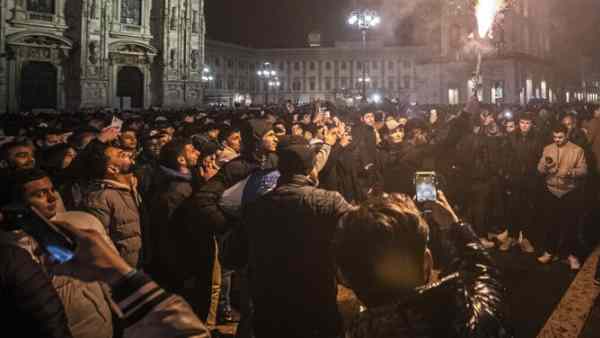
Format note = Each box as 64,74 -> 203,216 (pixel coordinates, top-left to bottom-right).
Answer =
475,0 -> 505,38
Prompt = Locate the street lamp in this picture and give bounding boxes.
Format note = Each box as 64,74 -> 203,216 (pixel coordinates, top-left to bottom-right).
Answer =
201,66 -> 214,105
348,9 -> 381,103
257,62 -> 278,105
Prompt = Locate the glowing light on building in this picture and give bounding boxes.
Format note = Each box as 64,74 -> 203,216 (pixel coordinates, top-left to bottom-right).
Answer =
475,0 -> 505,38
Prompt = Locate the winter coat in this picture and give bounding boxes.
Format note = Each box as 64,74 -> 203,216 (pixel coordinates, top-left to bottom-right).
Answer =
345,222 -> 512,338
505,131 -> 543,187
245,174 -> 354,337
153,188 -> 223,320
538,141 -> 587,198
457,133 -> 507,181
0,237 -> 73,338
145,166 -> 193,271
81,179 -> 143,267
1,231 -> 113,338
320,144 -> 365,203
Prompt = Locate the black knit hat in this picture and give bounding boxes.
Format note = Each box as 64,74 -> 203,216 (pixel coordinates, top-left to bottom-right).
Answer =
276,135 -> 316,176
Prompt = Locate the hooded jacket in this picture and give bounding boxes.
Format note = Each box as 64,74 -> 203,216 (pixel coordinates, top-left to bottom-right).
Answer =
345,222 -> 512,338
245,174 -> 354,337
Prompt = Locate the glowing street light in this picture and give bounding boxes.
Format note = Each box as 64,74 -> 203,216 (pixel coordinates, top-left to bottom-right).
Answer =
348,8 -> 381,103
201,66 -> 214,83
257,62 -> 278,104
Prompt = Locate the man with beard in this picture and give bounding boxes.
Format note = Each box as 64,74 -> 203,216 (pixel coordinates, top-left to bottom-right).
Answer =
79,140 -> 143,267
145,139 -> 200,274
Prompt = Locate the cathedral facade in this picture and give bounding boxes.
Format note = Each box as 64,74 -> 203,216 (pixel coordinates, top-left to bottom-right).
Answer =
0,0 -> 206,113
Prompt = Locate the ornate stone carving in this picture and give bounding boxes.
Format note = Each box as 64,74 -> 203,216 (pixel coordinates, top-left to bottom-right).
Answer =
118,44 -> 146,53
110,53 -> 148,65
170,49 -> 176,68
89,0 -> 98,19
89,41 -> 98,64
170,7 -> 177,30
191,49 -> 198,69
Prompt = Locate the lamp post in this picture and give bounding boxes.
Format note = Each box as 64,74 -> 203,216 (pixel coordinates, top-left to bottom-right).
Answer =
348,9 -> 381,103
201,65 -> 214,104
257,62 -> 278,105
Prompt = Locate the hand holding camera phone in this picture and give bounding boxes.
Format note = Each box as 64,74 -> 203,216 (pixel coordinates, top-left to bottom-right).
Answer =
415,171 -> 438,203
1,206 -> 76,264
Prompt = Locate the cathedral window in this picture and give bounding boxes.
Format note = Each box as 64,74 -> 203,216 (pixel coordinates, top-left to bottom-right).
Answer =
121,0 -> 142,25
27,0 -> 54,14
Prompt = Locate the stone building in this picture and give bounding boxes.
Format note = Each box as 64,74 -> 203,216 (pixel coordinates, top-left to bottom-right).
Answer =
204,0 -> 563,106
0,0 -> 206,113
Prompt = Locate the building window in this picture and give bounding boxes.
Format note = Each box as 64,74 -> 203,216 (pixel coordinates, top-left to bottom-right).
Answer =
448,88 -> 459,105
404,60 -> 411,69
341,61 -> 347,70
325,78 -> 332,91
388,61 -> 394,70
27,0 -> 54,13
293,78 -> 301,91
280,78 -> 286,91
121,0 -> 142,25
239,61 -> 246,70
357,61 -> 362,70
227,76 -> 235,90
239,80 -> 246,90
216,77 -> 223,89
294,62 -> 300,71
215,57 -> 221,67
341,77 -> 348,88
388,77 -> 395,90
227,59 -> 234,69
309,62 -> 316,71
372,78 -> 378,88
372,61 -> 378,69
403,76 -> 411,89
279,62 -> 285,70
309,77 -> 316,91
325,62 -> 332,70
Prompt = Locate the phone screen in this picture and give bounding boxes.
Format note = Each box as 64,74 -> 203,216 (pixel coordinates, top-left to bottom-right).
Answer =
18,208 -> 76,264
415,172 -> 437,202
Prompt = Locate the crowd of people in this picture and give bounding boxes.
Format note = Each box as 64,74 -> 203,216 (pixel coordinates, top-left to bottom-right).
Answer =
1,97 -> 599,338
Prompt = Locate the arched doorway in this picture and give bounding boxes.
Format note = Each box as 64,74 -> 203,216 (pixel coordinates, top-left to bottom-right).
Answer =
20,62 -> 57,111
117,66 -> 144,109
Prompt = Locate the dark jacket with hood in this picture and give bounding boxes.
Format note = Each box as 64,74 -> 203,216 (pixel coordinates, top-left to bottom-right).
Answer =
245,174 -> 354,337
145,165 -> 193,272
345,222 -> 512,338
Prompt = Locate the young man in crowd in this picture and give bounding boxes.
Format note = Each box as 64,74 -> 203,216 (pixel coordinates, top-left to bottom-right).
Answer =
79,140 -> 143,268
537,124 -> 587,270
3,169 -> 114,338
246,135 -> 354,338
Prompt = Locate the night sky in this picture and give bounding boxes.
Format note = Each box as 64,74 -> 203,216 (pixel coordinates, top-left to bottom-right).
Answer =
206,0 -> 600,61
205,0 -> 356,48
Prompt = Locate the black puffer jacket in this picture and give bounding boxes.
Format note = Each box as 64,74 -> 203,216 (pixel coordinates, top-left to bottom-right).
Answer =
0,239 -> 73,338
246,175 -> 354,337
345,222 -> 512,338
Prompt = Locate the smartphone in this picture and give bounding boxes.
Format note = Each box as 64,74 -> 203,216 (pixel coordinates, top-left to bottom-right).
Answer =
2,206 -> 76,263
415,171 -> 437,203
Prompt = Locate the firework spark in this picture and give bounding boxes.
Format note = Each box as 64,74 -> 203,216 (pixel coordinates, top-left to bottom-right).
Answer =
475,0 -> 506,38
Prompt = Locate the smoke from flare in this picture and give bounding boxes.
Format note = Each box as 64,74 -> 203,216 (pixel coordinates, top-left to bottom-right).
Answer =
475,0 -> 505,38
